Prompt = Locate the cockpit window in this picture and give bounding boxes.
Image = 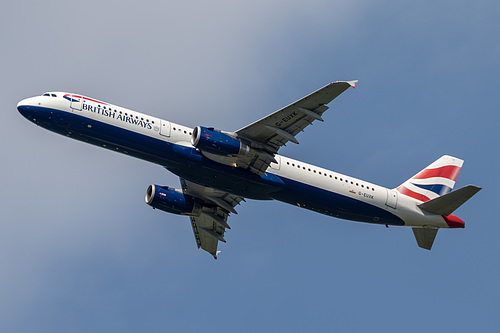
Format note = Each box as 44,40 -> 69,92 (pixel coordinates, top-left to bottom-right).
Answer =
51,94 -> 57,97
42,93 -> 58,97
43,93 -> 50,96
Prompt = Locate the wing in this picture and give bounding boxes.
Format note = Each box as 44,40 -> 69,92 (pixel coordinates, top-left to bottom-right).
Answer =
180,178 -> 244,259
234,80 -> 357,175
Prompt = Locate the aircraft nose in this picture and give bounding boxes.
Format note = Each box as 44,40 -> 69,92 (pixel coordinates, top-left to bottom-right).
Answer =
17,97 -> 38,119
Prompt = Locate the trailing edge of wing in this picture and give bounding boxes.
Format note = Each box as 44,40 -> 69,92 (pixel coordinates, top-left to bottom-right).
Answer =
234,81 -> 357,175
180,178 -> 244,259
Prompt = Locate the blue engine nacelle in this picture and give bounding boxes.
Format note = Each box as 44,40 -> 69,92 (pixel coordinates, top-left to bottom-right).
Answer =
145,184 -> 201,216
191,126 -> 249,156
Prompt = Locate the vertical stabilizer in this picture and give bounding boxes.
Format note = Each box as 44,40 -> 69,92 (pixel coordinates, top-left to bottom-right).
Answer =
396,155 -> 463,202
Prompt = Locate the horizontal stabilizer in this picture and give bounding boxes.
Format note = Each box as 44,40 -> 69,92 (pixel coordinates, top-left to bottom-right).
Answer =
418,185 -> 481,216
412,228 -> 438,250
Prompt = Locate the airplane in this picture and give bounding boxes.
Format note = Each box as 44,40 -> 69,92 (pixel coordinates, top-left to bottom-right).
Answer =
17,81 -> 481,259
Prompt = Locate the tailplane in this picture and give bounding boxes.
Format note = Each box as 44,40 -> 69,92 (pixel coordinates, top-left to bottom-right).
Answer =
418,185 -> 482,216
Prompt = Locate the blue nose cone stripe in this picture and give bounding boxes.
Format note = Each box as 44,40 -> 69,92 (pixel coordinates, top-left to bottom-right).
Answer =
17,103 -> 32,117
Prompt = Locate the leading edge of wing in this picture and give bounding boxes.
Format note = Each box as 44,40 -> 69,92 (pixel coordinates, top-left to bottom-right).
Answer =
229,81 -> 357,174
235,80 -> 357,135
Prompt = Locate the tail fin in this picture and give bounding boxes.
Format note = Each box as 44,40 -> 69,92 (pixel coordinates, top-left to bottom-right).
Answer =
396,155 -> 464,202
399,156 -> 482,250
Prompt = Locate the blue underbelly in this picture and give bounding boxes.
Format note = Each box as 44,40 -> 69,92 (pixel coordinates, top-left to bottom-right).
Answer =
270,177 -> 404,226
25,107 -> 404,225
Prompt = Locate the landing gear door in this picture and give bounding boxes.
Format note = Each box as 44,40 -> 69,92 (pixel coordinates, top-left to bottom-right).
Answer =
160,120 -> 171,137
386,189 -> 398,209
69,94 -> 82,111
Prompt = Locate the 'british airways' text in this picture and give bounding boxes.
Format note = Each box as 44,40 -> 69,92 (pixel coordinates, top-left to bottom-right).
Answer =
82,102 -> 152,129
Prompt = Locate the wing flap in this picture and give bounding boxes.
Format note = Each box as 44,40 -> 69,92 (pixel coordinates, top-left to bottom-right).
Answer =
181,178 -> 244,259
234,81 -> 356,175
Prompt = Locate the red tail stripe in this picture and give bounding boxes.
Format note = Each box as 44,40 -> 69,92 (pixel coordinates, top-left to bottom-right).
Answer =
413,165 -> 461,181
397,186 -> 430,202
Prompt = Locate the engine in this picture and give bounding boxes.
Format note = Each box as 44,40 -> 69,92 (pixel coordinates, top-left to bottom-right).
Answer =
145,184 -> 201,216
191,126 -> 249,156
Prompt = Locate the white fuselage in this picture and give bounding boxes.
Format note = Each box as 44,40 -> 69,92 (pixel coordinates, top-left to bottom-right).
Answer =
17,93 -> 454,230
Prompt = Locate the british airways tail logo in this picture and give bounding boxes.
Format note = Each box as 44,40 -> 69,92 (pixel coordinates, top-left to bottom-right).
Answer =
397,165 -> 462,202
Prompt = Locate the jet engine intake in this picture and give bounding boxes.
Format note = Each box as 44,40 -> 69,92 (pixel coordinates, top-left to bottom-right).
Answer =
145,184 -> 201,216
191,126 -> 249,156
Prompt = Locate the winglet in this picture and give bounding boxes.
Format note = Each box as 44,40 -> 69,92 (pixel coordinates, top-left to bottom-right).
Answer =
347,80 -> 358,88
335,80 -> 358,88
214,250 -> 222,260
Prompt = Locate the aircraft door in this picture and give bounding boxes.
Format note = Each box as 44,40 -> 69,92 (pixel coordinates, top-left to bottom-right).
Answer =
269,155 -> 281,170
69,94 -> 82,111
386,189 -> 398,209
160,120 -> 171,137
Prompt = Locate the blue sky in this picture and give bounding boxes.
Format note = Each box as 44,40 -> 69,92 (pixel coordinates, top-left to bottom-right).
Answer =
1,0 -> 499,331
